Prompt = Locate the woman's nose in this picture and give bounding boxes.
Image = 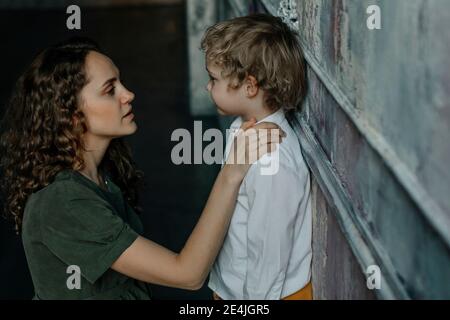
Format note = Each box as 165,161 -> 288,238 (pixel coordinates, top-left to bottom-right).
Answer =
122,89 -> 135,104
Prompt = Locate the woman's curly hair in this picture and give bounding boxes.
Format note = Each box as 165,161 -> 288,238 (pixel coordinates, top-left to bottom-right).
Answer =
0,37 -> 144,234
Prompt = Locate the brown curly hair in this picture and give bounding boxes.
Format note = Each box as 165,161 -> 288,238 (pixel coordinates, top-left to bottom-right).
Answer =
0,37 -> 144,234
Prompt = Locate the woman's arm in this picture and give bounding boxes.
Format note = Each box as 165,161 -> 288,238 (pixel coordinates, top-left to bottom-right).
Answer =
112,166 -> 243,290
111,120 -> 285,290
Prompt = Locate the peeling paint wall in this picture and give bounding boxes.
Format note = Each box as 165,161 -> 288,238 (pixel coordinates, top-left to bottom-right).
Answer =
291,0 -> 450,299
295,1 -> 450,228
311,179 -> 375,299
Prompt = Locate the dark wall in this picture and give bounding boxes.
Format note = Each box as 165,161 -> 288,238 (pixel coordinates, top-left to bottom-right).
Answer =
0,3 -> 219,300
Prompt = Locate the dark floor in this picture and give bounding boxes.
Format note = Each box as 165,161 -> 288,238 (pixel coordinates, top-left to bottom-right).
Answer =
0,4 -> 220,300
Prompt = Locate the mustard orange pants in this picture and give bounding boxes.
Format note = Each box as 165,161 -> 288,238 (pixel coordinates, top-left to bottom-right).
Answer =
213,281 -> 313,300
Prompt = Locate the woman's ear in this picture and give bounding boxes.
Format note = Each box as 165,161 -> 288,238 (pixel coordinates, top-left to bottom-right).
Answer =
72,115 -> 79,127
245,75 -> 259,98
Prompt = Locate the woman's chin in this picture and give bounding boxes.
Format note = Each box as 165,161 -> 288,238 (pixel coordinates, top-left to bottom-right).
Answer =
119,123 -> 138,136
128,122 -> 138,134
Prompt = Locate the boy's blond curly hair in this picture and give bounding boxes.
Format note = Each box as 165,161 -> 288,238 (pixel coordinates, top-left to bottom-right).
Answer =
201,14 -> 307,113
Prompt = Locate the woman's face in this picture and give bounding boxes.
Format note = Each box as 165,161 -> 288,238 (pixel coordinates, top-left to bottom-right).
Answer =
79,51 -> 136,140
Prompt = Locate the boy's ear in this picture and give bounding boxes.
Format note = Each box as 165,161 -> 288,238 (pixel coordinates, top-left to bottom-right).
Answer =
245,75 -> 259,98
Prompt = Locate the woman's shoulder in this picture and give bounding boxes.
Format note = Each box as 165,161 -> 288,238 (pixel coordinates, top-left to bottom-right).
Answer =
24,169 -> 121,233
30,170 -> 99,201
25,169 -> 108,217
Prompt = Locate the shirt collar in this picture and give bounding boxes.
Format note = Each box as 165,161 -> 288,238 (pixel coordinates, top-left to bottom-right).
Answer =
230,108 -> 286,130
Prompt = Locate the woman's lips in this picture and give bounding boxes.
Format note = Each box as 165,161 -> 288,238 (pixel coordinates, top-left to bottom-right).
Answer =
123,111 -> 134,119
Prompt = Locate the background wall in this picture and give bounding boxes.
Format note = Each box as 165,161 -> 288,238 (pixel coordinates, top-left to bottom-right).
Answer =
0,0 -> 183,9
0,0 -> 220,300
186,0 -> 217,116
292,0 -> 450,299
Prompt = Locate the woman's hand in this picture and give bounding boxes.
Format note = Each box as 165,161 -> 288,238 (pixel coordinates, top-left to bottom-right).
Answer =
222,118 -> 286,185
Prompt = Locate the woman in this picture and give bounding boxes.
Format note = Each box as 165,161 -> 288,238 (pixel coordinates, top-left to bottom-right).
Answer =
0,37 -> 284,299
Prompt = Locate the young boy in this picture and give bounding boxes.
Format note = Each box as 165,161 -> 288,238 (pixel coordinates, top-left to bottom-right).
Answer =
201,14 -> 312,300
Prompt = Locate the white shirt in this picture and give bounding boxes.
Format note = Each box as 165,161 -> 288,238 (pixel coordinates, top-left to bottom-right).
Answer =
208,109 -> 312,300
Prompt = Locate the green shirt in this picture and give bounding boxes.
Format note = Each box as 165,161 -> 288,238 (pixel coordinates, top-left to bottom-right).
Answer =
22,169 -> 152,300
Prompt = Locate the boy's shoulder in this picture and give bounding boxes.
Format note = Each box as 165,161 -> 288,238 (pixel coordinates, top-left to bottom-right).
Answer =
226,110 -> 309,175
254,122 -> 308,178
267,119 -> 304,172
228,116 -> 242,131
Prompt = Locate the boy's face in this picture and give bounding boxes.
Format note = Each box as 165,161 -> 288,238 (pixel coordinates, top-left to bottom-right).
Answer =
206,63 -> 247,116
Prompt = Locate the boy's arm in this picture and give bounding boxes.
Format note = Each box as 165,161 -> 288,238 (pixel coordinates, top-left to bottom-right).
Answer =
243,159 -> 308,300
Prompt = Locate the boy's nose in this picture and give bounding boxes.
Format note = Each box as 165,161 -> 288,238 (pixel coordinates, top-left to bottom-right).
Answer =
206,82 -> 212,92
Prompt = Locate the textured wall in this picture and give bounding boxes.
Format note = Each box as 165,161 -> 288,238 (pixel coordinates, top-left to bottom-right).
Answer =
276,0 -> 450,299
186,0 -> 217,116
311,179 -> 375,299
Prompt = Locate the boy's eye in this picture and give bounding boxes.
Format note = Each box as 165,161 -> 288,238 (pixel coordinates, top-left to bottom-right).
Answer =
107,87 -> 116,96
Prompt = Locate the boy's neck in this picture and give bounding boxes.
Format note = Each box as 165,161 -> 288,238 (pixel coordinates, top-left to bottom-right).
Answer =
242,106 -> 276,123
